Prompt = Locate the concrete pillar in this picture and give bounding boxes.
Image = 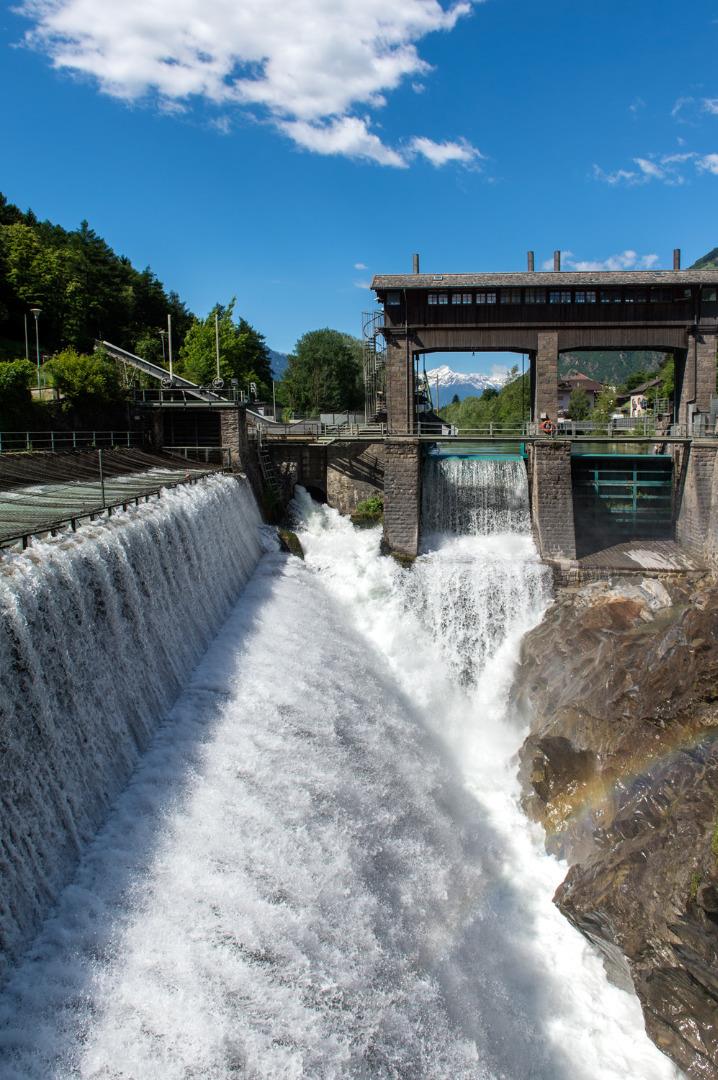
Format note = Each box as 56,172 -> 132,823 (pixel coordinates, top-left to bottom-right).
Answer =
385,336 -> 415,435
675,442 -> 718,567
529,441 -> 576,560
677,333 -> 717,429
219,406 -> 249,471
534,331 -> 559,422
383,439 -> 421,558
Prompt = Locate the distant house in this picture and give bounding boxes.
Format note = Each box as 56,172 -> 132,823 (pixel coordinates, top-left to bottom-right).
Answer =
557,371 -> 605,415
615,377 -> 664,417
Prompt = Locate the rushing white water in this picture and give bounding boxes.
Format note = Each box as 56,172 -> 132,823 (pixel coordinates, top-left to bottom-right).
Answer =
422,454 -> 531,536
0,474 -> 263,980
0,466 -> 682,1078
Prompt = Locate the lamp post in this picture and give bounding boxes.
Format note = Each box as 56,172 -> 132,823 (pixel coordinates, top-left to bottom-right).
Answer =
159,328 -> 167,366
167,313 -> 174,383
30,307 -> 42,391
214,312 -> 221,384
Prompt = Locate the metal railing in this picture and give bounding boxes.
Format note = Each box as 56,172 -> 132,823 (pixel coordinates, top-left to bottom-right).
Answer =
0,430 -> 146,453
133,387 -> 247,406
163,445 -> 233,467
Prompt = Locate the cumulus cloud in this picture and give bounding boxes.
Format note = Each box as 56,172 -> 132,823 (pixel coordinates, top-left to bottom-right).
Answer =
697,153 -> 718,175
703,99 -> 718,116
408,135 -> 481,166
354,262 -> 368,270
541,250 -> 659,272
16,0 -> 480,166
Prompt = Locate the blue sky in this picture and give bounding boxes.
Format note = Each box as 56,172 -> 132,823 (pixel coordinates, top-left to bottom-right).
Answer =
1,0 -> 717,372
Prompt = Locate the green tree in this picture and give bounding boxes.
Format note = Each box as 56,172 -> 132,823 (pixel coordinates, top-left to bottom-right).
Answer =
439,371 -> 530,430
568,387 -> 591,420
451,393 -> 460,405
591,387 -> 617,425
178,299 -> 272,397
282,329 -> 363,415
0,358 -> 34,424
45,348 -> 123,411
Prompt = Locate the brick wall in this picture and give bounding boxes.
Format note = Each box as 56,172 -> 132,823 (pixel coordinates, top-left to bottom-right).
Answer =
676,441 -> 718,567
528,441 -> 577,560
383,439 -> 421,557
326,442 -> 385,513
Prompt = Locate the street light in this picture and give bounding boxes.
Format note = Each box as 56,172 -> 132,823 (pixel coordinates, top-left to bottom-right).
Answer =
159,328 -> 167,366
30,307 -> 42,391
214,312 -> 221,384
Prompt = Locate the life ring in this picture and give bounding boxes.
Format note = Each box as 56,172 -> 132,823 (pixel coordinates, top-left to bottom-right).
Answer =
541,420 -> 556,435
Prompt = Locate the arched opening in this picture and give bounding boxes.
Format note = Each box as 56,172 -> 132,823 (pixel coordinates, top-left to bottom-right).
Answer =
414,348 -> 531,434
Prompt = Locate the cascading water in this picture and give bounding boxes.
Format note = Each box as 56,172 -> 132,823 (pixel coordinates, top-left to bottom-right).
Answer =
0,465 -> 682,1078
422,453 -> 531,536
0,474 -> 263,980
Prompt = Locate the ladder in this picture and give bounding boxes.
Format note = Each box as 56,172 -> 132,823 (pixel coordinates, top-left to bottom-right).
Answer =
256,429 -> 280,496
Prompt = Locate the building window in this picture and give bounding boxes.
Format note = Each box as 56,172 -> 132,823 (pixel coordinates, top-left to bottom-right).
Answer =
549,290 -> 572,304
438,293 -> 449,305
574,290 -> 596,304
675,288 -> 691,302
650,287 -> 670,303
476,291 -> 497,304
462,293 -> 472,304
525,288 -> 546,303
428,293 -> 438,305
386,291 -> 401,306
600,289 -> 621,303
703,287 -> 718,302
500,288 -> 522,304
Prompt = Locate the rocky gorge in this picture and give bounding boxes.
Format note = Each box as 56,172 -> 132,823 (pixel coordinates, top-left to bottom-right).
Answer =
514,573 -> 718,1077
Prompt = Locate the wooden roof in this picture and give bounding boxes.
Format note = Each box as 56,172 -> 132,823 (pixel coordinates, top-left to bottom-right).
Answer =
372,270 -> 718,289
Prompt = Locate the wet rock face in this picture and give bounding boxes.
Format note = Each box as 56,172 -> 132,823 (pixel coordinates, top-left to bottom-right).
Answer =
514,576 -> 718,1079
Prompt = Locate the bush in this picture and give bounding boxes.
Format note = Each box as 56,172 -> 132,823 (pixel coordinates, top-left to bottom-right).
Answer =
45,348 -> 123,411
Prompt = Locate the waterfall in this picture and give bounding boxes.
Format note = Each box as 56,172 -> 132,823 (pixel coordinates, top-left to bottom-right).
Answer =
422,454 -> 531,536
0,481 -> 681,1079
0,474 -> 262,981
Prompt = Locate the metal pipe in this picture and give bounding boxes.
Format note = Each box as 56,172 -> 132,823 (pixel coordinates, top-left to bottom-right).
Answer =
527,251 -> 535,272
673,248 -> 681,271
553,250 -> 561,272
412,253 -> 420,274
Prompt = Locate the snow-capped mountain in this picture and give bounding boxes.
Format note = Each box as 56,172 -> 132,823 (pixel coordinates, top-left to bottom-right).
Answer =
424,364 -> 511,400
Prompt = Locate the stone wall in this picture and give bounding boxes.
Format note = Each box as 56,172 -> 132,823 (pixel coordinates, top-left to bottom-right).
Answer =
677,334 -> 717,428
528,440 -> 577,560
267,444 -> 327,504
326,442 -> 385,514
676,440 -> 718,568
535,331 -> 559,422
383,439 -> 421,557
386,337 -> 414,434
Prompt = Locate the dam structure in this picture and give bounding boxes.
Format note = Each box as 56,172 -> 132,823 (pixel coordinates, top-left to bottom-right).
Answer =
0,452 -> 680,1079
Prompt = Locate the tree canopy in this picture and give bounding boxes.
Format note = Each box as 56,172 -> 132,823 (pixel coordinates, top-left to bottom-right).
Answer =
439,369 -> 528,429
0,193 -> 193,357
282,329 -> 363,415
178,299 -> 273,398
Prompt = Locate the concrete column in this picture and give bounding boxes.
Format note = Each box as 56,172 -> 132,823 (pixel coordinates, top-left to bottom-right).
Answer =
529,441 -> 576,560
675,442 -> 718,568
383,439 -> 421,558
534,331 -> 559,423
385,336 -> 414,435
678,334 -> 717,429
219,406 -> 247,470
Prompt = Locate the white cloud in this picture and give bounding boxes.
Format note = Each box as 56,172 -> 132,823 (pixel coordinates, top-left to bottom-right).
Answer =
279,116 -> 406,167
353,280 -> 372,290
543,250 -> 660,272
591,150 -> 718,186
628,97 -> 645,116
17,0 -> 479,166
696,153 -> 718,175
703,99 -> 718,116
354,262 -> 368,270
408,135 -> 482,166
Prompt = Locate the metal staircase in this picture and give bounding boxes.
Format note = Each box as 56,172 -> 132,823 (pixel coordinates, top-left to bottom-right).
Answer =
362,311 -> 386,422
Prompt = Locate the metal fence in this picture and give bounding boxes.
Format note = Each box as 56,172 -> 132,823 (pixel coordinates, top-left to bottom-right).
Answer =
163,445 -> 234,468
0,430 -> 146,453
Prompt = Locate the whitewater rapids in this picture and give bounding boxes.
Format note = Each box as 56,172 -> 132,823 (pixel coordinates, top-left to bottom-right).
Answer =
0,482 -> 681,1078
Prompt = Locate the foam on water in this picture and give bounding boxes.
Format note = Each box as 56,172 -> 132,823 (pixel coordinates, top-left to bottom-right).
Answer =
0,467 -> 682,1078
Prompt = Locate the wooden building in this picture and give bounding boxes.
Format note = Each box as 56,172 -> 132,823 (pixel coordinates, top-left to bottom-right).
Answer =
371,253 -> 718,433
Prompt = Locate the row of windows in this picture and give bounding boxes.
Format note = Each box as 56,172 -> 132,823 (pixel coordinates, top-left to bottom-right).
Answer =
384,286 -> 717,307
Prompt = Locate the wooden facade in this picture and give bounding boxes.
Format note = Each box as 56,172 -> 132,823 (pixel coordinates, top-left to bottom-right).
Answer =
371,270 -> 718,433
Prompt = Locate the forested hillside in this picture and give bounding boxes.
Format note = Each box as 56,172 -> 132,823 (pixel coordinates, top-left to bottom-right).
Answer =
0,193 -> 194,358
